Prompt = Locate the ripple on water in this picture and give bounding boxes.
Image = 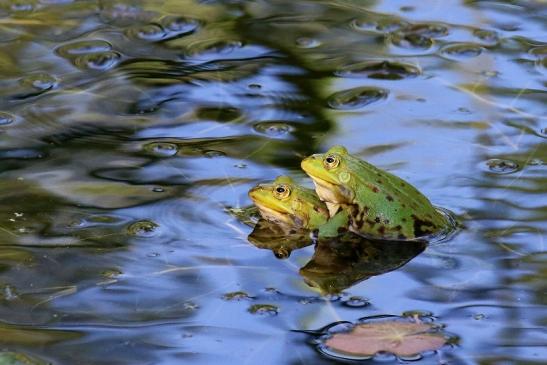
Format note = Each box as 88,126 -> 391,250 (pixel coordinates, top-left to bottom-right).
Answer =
327,87 -> 388,110
252,121 -> 293,138
335,60 -> 421,80
440,43 -> 484,60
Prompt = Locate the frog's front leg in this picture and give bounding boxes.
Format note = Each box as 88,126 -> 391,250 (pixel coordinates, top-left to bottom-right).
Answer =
317,210 -> 350,239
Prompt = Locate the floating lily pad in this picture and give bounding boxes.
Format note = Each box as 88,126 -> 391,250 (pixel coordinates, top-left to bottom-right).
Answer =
322,319 -> 450,359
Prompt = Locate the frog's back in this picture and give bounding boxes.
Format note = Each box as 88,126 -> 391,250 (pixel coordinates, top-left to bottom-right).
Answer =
346,156 -> 446,239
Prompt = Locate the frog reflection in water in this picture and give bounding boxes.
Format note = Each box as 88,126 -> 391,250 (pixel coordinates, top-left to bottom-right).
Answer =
301,145 -> 449,240
300,235 -> 426,294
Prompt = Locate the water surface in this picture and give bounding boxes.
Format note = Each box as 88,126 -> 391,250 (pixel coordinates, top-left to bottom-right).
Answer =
0,1 -> 545,364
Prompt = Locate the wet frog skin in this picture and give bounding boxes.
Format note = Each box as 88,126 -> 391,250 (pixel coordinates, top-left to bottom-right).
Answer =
301,145 -> 448,240
248,175 -> 330,230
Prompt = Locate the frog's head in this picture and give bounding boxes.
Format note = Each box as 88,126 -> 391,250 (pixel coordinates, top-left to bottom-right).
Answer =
248,175 -> 329,229
301,146 -> 357,213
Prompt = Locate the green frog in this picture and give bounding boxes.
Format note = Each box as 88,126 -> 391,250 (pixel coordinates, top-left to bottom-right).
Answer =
301,145 -> 448,240
248,175 -> 330,230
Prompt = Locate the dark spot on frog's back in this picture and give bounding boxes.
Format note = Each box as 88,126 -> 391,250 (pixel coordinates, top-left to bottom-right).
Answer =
411,214 -> 436,237
374,217 -> 381,223
386,195 -> 394,202
371,185 -> 380,193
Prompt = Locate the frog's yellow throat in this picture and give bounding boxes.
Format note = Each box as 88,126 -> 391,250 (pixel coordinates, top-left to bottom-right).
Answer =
301,156 -> 345,216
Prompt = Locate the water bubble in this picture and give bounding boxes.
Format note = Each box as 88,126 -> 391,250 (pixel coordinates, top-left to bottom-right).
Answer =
352,18 -> 407,33
473,29 -> 499,45
127,220 -> 159,237
295,37 -> 321,48
248,83 -> 262,89
253,121 -> 293,137
528,158 -> 543,166
144,142 -> 179,156
441,43 -> 483,60
161,16 -> 200,34
473,313 -> 486,320
343,296 -> 370,308
234,163 -> 247,168
184,40 -> 243,59
484,159 -> 519,174
406,23 -> 449,38
74,51 -> 121,70
0,112 -> 15,125
327,87 -> 388,110
196,106 -> 242,122
335,60 -> 421,80
398,353 -> 423,362
389,32 -> 434,50
20,73 -> 57,90
203,150 -> 226,158
127,24 -> 166,41
223,291 -> 252,301
248,304 -> 278,316
152,187 -> 165,192
56,40 -> 113,58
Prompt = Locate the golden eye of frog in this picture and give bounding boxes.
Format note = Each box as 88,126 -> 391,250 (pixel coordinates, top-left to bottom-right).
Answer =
301,145 -> 448,240
248,175 -> 329,230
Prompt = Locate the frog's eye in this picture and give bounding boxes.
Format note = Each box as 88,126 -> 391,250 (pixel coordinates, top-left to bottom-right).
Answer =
274,184 -> 291,199
323,154 -> 340,169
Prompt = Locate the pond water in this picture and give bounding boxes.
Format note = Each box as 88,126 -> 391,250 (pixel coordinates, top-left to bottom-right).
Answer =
0,0 -> 545,364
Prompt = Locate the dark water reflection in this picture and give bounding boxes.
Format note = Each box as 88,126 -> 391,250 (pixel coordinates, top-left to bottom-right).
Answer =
0,0 -> 545,364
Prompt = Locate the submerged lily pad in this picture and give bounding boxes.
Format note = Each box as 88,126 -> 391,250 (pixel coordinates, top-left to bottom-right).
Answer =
323,320 -> 449,358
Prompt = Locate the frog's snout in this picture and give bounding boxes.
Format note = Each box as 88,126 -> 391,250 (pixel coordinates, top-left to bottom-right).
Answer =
248,185 -> 261,200
301,154 -> 319,171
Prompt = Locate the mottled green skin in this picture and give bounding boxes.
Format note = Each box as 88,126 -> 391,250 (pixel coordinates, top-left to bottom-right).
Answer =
248,176 -> 330,230
301,145 -> 448,240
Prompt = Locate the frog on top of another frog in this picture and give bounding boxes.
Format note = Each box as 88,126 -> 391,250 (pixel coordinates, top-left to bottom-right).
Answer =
301,145 -> 448,240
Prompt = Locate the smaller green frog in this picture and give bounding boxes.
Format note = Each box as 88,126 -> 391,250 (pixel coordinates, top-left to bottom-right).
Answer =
248,175 -> 330,230
301,145 -> 448,240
